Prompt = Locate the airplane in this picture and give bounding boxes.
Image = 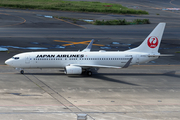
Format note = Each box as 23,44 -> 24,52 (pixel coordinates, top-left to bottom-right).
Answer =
5,22 -> 168,76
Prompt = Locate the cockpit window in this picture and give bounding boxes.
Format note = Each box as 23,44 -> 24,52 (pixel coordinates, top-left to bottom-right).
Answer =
12,57 -> 20,60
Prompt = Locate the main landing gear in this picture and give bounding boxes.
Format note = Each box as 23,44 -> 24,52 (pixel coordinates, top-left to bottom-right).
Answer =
82,69 -> 93,76
87,71 -> 92,76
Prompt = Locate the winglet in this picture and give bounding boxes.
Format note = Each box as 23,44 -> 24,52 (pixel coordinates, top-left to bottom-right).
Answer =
122,58 -> 133,68
82,39 -> 94,52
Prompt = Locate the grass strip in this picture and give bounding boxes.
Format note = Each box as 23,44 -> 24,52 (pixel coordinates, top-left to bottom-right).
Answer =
93,19 -> 150,25
0,0 -> 148,14
56,16 -> 150,25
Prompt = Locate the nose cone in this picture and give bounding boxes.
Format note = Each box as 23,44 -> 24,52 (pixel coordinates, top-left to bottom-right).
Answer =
5,59 -> 13,66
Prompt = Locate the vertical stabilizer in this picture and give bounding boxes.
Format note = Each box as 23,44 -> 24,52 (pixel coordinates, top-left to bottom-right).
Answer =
127,23 -> 166,53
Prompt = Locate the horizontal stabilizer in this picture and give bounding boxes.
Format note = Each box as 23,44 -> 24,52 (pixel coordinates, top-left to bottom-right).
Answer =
148,54 -> 174,57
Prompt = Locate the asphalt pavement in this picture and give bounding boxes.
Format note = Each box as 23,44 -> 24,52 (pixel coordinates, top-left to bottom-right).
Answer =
0,0 -> 180,119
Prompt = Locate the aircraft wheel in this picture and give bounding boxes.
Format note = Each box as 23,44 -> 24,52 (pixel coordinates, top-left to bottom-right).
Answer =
20,70 -> 24,74
87,71 -> 92,76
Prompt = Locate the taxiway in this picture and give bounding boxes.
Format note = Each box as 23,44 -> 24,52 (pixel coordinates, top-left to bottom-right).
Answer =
0,0 -> 180,119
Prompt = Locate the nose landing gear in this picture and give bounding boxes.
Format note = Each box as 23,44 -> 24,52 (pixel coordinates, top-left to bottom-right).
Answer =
15,68 -> 24,74
20,70 -> 24,74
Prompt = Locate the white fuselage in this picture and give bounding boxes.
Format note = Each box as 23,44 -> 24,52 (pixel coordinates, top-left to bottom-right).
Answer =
5,51 -> 158,69
4,23 -> 166,75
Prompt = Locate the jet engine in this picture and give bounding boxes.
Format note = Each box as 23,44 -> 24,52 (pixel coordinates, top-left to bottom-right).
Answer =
64,66 -> 82,75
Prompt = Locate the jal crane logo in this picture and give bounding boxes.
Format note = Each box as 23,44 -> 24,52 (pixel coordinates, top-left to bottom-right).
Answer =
147,36 -> 158,48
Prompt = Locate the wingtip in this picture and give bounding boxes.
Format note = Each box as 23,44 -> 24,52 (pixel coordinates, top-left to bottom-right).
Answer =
81,39 -> 94,52
159,22 -> 166,25
122,58 -> 133,68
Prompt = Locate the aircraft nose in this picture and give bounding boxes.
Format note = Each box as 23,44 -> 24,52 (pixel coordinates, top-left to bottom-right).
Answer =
5,59 -> 13,66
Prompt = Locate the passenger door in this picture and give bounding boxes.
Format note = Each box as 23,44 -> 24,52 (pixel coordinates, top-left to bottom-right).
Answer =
25,55 -> 30,64
136,54 -> 140,64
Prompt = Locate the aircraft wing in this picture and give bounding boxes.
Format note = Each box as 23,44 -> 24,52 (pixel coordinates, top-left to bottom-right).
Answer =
70,58 -> 133,69
81,39 -> 94,52
70,64 -> 121,68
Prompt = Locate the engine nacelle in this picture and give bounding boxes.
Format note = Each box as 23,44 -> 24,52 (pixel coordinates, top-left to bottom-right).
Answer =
64,66 -> 82,75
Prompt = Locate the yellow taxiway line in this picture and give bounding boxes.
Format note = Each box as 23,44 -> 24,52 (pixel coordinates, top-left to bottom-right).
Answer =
54,17 -> 86,29
54,40 -> 104,46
